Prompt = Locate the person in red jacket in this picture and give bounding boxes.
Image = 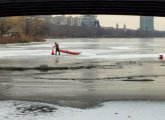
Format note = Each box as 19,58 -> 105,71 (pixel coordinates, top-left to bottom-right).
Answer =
53,42 -> 60,55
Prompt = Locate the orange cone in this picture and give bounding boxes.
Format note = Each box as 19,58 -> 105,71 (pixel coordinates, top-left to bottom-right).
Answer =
51,49 -> 54,55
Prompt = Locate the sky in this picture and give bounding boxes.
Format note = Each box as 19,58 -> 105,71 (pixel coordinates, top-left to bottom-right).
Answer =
61,15 -> 165,31
97,15 -> 165,31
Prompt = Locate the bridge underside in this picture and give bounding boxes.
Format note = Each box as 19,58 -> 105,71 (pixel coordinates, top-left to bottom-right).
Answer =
0,0 -> 165,17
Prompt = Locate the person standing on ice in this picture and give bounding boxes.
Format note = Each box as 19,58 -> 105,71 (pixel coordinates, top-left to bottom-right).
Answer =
52,42 -> 60,55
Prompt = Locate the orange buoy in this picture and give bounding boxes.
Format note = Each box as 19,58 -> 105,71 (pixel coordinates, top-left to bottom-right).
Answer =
159,54 -> 163,60
51,49 -> 54,55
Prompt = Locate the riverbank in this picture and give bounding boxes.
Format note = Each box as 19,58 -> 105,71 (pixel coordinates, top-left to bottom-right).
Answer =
0,35 -> 45,44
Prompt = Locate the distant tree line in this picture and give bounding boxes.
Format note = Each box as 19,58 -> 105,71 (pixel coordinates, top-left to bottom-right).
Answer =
0,16 -> 165,44
0,17 -> 45,44
43,22 -> 165,38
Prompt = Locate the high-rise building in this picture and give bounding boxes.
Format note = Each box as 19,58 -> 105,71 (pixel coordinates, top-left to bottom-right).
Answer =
66,16 -> 74,26
140,16 -> 154,31
73,17 -> 82,26
51,15 -> 100,27
32,15 -> 52,22
52,16 -> 82,26
81,15 -> 99,27
52,15 -> 67,25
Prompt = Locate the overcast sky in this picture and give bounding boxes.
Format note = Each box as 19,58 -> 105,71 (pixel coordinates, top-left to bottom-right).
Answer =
61,15 -> 165,31
97,15 -> 165,31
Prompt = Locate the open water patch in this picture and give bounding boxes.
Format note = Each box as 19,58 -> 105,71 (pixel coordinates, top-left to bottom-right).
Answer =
0,64 -> 119,71
122,79 -> 154,82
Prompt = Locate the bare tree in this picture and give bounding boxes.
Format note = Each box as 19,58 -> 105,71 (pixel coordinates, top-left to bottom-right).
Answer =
0,17 -> 13,36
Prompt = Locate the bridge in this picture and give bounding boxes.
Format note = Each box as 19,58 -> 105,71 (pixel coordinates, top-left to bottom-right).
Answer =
0,0 -> 165,16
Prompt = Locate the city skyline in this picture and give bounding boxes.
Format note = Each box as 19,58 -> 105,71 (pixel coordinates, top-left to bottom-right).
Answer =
97,15 -> 165,31
54,15 -> 165,31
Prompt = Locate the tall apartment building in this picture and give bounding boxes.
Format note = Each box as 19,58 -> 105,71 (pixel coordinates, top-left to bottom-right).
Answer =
52,15 -> 67,25
81,15 -> 99,27
73,17 -> 82,26
140,16 -> 154,31
33,15 -> 52,22
52,15 -> 82,26
66,16 -> 74,26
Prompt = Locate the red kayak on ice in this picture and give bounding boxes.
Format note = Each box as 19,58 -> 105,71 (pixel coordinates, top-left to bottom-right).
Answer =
59,49 -> 81,55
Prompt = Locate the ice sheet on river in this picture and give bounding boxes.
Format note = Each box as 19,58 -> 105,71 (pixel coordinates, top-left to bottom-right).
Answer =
0,100 -> 165,120
0,38 -> 164,61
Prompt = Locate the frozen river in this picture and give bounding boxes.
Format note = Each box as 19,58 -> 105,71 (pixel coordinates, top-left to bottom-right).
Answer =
1,100 -> 165,120
1,38 -> 165,120
0,38 -> 164,65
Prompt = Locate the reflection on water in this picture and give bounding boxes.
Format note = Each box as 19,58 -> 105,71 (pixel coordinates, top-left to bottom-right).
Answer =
80,39 -> 100,91
138,38 -> 154,75
139,38 -> 154,53
51,56 -> 60,65
80,69 -> 98,92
